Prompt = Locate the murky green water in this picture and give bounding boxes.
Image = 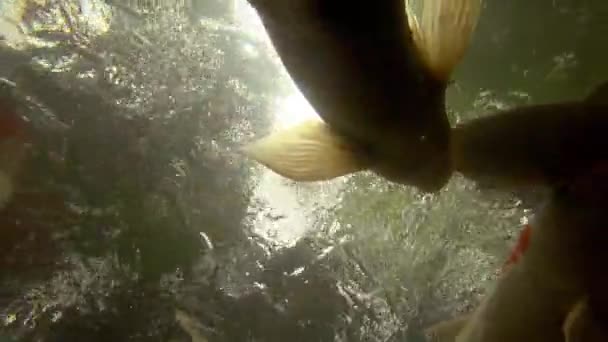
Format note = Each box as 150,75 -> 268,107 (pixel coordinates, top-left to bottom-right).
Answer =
0,0 -> 606,341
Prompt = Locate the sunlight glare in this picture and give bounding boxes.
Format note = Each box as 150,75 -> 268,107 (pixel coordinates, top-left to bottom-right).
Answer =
273,91 -> 321,130
232,0 -> 322,131
234,0 -> 337,250
233,0 -> 269,43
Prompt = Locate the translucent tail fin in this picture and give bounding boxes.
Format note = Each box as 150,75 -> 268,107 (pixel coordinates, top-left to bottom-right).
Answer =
242,120 -> 364,181
406,0 -> 482,82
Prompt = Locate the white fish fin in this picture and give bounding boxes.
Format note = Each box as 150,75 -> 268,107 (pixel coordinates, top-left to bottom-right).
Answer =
242,120 -> 364,181
407,0 -> 482,82
425,314 -> 470,342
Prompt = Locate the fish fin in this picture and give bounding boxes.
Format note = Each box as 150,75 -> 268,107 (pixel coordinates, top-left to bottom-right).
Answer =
564,297 -> 608,342
242,120 -> 365,181
406,0 -> 482,82
586,81 -> 608,105
425,314 -> 471,341
564,298 -> 596,342
564,298 -> 587,341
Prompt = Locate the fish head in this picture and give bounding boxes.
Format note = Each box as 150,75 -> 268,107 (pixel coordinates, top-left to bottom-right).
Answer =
372,149 -> 452,192
369,102 -> 453,193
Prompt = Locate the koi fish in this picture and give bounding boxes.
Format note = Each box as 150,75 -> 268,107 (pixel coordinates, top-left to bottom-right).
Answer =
428,162 -> 608,341
244,0 -> 482,192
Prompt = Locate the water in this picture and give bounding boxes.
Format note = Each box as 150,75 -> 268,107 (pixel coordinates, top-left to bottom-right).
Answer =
0,0 -> 606,341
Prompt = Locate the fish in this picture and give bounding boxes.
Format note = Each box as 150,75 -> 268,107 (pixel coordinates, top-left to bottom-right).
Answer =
449,165 -> 608,342
451,81 -> 608,191
0,86 -> 27,210
424,81 -> 608,341
427,155 -> 608,341
244,0 -> 482,192
426,205 -> 580,341
424,223 -> 534,342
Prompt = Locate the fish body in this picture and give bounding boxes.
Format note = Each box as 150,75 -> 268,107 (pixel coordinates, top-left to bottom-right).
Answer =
428,155 -> 608,341
425,223 -> 543,342
429,82 -> 608,341
439,165 -> 608,342
427,197 -> 592,342
455,197 -> 584,342
452,82 -> 608,190
245,0 -> 482,192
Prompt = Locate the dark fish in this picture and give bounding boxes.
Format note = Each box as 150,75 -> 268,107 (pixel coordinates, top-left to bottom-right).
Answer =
244,0 -> 481,192
452,81 -> 608,190
426,82 -> 608,341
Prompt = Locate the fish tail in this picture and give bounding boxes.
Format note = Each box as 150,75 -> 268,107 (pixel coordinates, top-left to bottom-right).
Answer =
406,0 -> 482,82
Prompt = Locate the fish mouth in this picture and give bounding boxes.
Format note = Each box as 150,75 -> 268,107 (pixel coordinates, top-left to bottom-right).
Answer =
409,157 -> 453,193
373,149 -> 452,193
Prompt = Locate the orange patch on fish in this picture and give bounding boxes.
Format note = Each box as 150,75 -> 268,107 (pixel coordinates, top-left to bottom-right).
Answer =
501,224 -> 532,273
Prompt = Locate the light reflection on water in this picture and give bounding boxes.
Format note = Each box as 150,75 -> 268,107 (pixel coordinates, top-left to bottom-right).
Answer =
0,0 -> 111,49
1,0 -> 341,250
233,0 -> 345,249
